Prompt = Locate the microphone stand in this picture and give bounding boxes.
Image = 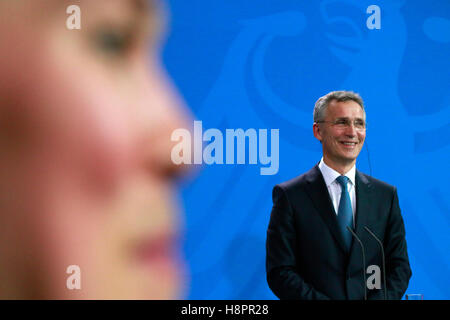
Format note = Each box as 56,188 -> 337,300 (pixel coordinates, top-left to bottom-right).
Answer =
346,226 -> 367,300
364,226 -> 388,300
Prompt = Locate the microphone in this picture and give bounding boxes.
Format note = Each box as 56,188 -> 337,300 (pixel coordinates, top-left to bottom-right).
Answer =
364,226 -> 387,300
346,226 -> 367,300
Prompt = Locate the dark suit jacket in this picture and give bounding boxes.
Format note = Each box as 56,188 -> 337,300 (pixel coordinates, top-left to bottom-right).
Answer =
266,165 -> 412,300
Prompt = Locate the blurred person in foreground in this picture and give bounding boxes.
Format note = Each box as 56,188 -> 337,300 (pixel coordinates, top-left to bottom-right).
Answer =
0,0 -> 191,299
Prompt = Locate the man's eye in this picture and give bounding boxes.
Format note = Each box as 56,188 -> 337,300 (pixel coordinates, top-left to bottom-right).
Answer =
335,120 -> 347,125
94,30 -> 132,56
355,120 -> 365,128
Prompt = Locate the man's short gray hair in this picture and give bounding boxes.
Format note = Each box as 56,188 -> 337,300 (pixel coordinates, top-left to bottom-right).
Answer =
313,91 -> 365,122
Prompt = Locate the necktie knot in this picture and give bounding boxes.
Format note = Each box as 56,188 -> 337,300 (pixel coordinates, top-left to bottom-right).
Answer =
336,175 -> 349,189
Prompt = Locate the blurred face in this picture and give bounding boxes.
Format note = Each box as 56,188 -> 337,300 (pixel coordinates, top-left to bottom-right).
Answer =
0,0 -> 190,299
313,100 -> 366,172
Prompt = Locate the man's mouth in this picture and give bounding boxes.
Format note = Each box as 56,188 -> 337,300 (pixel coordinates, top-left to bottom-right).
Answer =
340,141 -> 358,147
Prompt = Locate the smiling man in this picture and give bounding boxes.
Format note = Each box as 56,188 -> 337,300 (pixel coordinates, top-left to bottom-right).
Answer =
266,91 -> 412,300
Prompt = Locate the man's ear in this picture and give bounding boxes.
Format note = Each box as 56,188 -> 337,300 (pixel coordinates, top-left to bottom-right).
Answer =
313,123 -> 322,142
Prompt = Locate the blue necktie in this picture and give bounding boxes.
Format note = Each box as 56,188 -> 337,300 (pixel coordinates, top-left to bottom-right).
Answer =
336,176 -> 353,252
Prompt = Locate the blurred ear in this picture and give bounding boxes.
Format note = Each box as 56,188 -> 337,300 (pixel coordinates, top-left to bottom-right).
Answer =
0,104 -> 34,156
313,122 -> 322,142
0,106 -> 18,152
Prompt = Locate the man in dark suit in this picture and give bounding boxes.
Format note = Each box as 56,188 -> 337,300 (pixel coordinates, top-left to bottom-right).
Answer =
266,91 -> 412,300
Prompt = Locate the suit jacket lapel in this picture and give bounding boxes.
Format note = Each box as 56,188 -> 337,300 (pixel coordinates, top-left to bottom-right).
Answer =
304,165 -> 348,254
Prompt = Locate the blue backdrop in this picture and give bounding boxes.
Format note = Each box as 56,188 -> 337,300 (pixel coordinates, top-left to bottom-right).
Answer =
162,0 -> 450,299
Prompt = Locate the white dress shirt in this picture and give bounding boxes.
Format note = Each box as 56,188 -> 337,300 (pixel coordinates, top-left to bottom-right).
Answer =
318,158 -> 356,227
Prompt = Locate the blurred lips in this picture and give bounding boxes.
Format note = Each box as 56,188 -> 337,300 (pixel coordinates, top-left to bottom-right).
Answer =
134,233 -> 178,269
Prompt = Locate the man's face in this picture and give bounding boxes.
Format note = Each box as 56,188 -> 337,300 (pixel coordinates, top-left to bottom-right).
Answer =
313,100 -> 366,169
0,0 -> 190,299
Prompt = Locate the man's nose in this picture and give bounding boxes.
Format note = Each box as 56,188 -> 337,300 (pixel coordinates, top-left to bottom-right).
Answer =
344,123 -> 357,137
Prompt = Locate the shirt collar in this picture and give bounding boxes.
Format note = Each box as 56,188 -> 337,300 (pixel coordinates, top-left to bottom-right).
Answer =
318,158 -> 356,188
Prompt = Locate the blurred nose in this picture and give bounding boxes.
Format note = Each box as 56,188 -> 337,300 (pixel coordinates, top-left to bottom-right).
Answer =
136,60 -> 192,180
